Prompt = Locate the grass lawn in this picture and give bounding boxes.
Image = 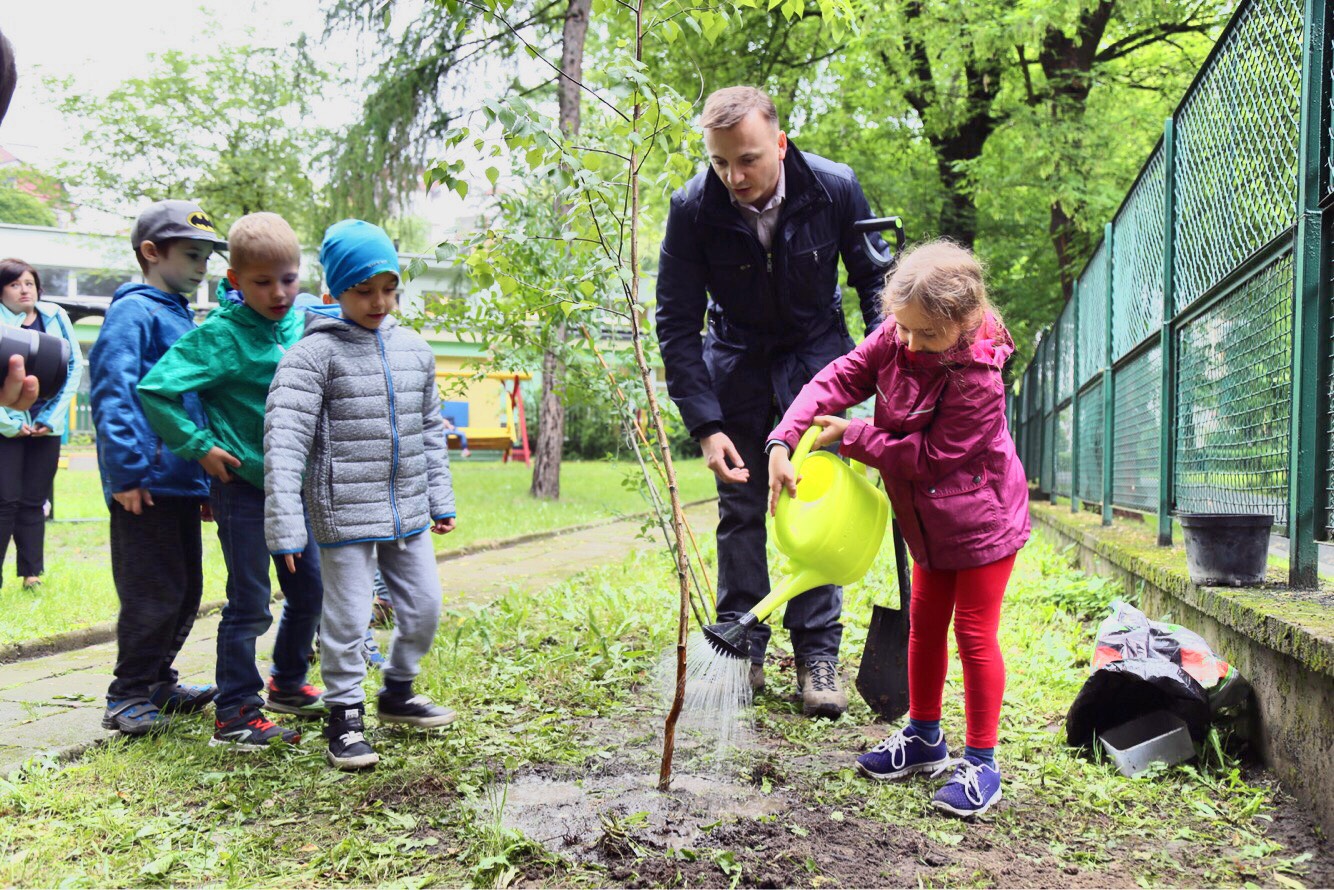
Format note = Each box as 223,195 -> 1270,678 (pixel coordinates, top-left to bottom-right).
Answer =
0,528 -> 1326,888
0,458 -> 714,646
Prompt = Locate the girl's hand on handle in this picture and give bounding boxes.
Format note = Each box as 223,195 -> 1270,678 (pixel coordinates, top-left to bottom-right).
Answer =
700,431 -> 749,484
812,415 -> 851,449
768,445 -> 798,517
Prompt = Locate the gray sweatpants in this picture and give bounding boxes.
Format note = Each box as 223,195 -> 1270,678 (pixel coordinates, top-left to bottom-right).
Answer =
317,531 -> 443,707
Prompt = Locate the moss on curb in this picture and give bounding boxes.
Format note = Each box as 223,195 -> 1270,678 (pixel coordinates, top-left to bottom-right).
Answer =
1030,502 -> 1334,678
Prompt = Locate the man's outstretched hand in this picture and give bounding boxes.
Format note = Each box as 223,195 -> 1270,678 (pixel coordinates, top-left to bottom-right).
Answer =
701,431 -> 749,485
1,355 -> 38,412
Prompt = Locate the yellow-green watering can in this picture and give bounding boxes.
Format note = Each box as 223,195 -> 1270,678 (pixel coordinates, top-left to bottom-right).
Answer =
702,426 -> 890,659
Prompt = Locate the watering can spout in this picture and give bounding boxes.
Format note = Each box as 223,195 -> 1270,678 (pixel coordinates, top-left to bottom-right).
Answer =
699,425 -> 889,661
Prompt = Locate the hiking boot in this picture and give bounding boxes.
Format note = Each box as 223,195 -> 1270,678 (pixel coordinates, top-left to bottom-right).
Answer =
209,708 -> 301,751
148,680 -> 217,714
796,660 -> 847,718
931,756 -> 1002,818
102,698 -> 169,735
377,689 -> 458,728
325,705 -> 379,770
857,725 -> 950,781
266,678 -> 328,717
749,663 -> 765,692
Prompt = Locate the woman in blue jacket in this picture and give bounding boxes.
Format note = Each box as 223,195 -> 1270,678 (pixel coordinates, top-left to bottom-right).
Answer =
0,258 -> 83,591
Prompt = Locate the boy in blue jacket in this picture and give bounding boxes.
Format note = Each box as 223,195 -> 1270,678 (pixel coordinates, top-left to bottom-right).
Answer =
91,200 -> 227,735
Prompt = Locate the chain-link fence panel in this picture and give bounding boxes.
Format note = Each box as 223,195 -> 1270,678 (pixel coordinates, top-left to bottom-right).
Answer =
1055,404 -> 1074,496
1326,244 -> 1334,538
1175,252 -> 1293,529
1076,383 -> 1105,504
1078,244 -> 1110,386
1113,345 -> 1163,512
1042,412 -> 1055,490
1173,0 -> 1303,312
1113,148 -> 1167,359
1058,302 -> 1076,401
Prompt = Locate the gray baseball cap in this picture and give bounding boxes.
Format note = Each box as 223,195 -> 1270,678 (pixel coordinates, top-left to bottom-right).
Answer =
130,200 -> 228,252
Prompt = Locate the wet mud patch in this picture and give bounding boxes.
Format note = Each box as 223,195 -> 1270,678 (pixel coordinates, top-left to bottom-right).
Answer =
484,767 -> 789,866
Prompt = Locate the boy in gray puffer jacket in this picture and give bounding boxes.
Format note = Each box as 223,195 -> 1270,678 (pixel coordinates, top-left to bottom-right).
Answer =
265,219 -> 457,770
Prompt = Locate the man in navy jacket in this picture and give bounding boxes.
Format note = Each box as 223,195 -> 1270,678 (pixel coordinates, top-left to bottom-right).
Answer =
656,86 -> 886,718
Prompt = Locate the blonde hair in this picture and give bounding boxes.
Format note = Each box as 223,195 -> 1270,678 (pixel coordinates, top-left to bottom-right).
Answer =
881,239 -> 999,335
700,86 -> 779,130
228,212 -> 301,271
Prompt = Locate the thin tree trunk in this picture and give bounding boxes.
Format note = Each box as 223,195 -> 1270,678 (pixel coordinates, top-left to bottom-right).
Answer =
531,0 -> 592,500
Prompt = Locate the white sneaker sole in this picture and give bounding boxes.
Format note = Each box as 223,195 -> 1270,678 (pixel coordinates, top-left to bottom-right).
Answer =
856,757 -> 951,782
932,788 -> 1002,818
209,736 -> 282,753
379,710 -> 458,728
327,749 -> 380,770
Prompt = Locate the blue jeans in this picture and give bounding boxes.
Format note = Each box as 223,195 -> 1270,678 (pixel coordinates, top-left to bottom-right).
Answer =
211,479 -> 323,718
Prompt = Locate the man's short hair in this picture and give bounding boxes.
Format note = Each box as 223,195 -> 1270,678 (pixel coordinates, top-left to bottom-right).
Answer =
700,86 -> 779,130
228,212 -> 301,271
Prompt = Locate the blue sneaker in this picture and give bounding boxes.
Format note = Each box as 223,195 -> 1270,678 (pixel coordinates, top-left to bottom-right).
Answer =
149,680 -> 217,714
857,726 -> 950,780
931,755 -> 1002,818
102,697 -> 170,735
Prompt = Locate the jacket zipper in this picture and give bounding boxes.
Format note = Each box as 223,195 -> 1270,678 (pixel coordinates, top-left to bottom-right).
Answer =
375,329 -> 403,539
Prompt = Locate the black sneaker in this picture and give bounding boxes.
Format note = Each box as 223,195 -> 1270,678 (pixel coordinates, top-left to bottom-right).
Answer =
209,708 -> 301,751
148,680 -> 217,714
325,705 -> 379,770
102,697 -> 169,735
266,678 -> 327,717
377,689 -> 458,728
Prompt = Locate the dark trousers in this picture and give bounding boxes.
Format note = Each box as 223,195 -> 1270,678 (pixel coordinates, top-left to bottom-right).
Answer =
715,405 -> 843,665
0,434 -> 61,583
106,497 -> 204,701
210,479 -> 323,718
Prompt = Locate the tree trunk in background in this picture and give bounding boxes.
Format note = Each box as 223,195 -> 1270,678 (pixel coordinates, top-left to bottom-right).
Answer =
530,0 -> 592,501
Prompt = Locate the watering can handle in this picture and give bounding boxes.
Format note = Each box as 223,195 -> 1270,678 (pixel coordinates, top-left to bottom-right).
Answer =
791,426 -> 820,469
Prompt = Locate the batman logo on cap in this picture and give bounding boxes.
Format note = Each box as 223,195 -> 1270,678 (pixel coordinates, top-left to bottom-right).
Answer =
188,212 -> 218,233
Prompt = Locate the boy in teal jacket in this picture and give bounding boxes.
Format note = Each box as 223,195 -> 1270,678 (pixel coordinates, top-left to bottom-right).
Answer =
139,212 -> 324,751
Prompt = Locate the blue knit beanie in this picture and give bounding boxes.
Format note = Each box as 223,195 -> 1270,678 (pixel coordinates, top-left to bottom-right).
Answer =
320,219 -> 400,299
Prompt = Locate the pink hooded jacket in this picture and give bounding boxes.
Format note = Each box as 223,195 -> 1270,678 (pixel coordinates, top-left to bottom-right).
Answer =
769,314 -> 1030,572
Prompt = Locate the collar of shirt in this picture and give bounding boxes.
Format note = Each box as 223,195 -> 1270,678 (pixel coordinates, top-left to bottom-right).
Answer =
729,164 -> 786,217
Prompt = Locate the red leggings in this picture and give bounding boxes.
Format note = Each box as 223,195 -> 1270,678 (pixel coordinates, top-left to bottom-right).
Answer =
908,554 -> 1016,748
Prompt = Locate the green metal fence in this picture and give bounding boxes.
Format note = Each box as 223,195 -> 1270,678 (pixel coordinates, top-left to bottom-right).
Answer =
1009,0 -> 1331,587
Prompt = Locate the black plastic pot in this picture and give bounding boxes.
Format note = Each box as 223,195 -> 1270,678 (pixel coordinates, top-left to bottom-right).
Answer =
1177,513 -> 1273,587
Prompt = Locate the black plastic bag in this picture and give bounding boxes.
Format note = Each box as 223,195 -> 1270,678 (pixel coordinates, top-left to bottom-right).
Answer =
1067,602 -> 1252,748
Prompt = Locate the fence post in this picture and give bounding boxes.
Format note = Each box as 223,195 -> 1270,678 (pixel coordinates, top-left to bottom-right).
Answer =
1070,285 -> 1081,513
1157,117 -> 1178,546
1287,0 -> 1329,587
1044,329 -> 1055,495
1102,222 -> 1116,525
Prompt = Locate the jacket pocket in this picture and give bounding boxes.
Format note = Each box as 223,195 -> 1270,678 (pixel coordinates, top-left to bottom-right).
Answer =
789,240 -> 836,306
914,462 -> 1000,558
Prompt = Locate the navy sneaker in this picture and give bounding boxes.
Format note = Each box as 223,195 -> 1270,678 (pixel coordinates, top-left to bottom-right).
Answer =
266,678 -> 327,717
102,698 -> 169,735
148,680 -> 217,714
210,708 -> 301,752
856,726 -> 950,781
931,755 -> 1002,818
377,690 -> 457,728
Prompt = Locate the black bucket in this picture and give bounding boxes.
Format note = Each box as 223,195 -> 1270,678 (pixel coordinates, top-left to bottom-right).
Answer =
1177,513 -> 1273,586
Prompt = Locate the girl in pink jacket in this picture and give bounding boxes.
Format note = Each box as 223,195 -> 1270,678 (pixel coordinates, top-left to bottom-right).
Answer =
767,240 -> 1029,818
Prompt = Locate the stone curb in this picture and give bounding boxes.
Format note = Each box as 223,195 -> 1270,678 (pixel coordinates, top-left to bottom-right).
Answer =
1030,502 -> 1334,679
